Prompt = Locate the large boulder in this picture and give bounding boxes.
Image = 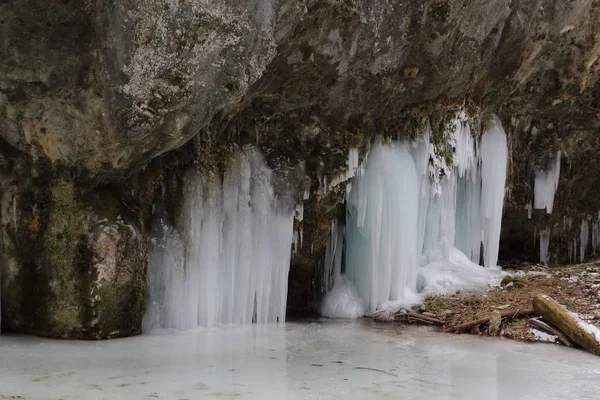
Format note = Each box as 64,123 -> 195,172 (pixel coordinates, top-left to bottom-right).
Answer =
0,0 -> 305,173
1,166 -> 146,339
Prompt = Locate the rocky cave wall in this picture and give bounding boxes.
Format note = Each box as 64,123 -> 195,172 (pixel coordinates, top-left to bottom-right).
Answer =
1,0 -> 600,337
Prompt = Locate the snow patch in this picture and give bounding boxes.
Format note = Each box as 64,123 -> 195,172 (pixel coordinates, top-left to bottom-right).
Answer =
418,248 -> 502,296
570,311 -> 600,344
529,328 -> 558,343
319,276 -> 367,319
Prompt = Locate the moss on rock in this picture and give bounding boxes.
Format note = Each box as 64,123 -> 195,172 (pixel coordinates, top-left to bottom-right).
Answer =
1,167 -> 147,339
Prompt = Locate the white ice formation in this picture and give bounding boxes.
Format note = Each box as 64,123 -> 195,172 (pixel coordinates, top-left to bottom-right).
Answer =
533,151 -> 561,214
322,113 -> 507,316
144,147 -> 295,330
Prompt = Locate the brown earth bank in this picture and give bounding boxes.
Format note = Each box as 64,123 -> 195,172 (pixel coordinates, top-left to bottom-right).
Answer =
377,261 -> 600,349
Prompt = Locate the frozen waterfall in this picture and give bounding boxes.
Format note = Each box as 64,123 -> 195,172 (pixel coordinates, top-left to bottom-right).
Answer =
345,140 -> 420,312
324,114 -> 507,315
144,148 -> 295,330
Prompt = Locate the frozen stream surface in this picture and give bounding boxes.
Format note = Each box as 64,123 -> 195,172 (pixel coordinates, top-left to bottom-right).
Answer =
1,320 -> 599,399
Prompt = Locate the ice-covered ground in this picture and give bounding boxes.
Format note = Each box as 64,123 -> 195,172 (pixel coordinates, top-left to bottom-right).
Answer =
1,320 -> 599,400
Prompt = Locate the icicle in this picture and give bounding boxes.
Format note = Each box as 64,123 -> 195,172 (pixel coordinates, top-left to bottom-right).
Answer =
533,151 -> 561,214
292,230 -> 299,256
568,241 -> 573,263
347,148 -> 359,180
581,218 -> 589,262
144,147 -> 295,330
322,220 -> 345,293
540,228 -> 550,266
451,113 -> 477,178
295,202 -> 304,221
316,148 -> 361,194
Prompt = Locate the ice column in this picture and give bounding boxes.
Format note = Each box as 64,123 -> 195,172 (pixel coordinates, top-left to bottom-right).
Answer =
322,220 -> 344,293
480,117 -> 508,268
345,140 -> 420,312
144,148 -> 295,330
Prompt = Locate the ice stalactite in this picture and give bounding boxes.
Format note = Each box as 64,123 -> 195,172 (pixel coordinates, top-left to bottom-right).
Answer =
317,148 -> 361,195
592,215 -> 600,255
533,151 -> 561,214
568,241 -> 573,263
540,228 -> 550,266
480,116 -> 509,269
144,147 -> 295,331
564,213 -> 600,263
581,219 -> 589,262
323,113 -> 507,316
322,220 -> 344,294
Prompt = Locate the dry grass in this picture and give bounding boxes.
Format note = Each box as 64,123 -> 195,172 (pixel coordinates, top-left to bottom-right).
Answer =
415,263 -> 600,341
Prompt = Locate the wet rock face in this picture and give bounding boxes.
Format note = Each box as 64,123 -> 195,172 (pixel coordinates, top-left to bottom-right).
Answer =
1,0 -> 600,333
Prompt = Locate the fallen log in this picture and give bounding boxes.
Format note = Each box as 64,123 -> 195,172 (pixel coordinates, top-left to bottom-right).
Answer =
529,318 -> 573,347
443,308 -> 537,333
532,294 -> 600,356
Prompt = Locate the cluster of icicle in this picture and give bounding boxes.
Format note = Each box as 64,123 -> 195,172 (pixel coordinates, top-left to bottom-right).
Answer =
144,147 -> 295,330
320,113 -> 508,317
531,151 -> 562,216
564,213 -> 600,264
526,150 -> 562,265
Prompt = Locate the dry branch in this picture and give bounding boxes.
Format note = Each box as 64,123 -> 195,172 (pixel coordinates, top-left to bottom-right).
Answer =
443,309 -> 537,333
392,310 -> 443,325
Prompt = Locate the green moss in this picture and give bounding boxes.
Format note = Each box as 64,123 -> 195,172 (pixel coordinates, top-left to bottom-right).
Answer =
334,129 -> 365,151
192,134 -> 237,176
397,103 -> 490,172
45,181 -> 90,336
401,114 -> 429,142
94,281 -> 145,338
